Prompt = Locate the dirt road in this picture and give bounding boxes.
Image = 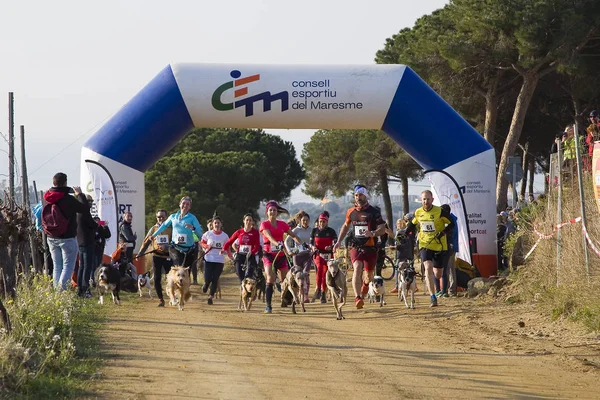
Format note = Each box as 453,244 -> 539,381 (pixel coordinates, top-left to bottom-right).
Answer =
91,273 -> 599,399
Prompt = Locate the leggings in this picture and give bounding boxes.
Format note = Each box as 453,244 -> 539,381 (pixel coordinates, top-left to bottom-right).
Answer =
313,255 -> 328,292
152,255 -> 172,301
204,261 -> 224,297
169,246 -> 198,282
235,252 -> 257,281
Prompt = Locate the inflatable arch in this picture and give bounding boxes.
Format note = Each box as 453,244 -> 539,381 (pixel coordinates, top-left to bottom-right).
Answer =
80,64 -> 497,276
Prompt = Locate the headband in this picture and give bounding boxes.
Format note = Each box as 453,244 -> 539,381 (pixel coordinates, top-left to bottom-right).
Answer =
354,186 -> 368,196
265,201 -> 278,211
180,196 -> 192,204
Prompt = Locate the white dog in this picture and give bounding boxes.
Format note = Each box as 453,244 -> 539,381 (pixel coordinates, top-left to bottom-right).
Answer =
368,276 -> 386,307
137,272 -> 154,299
166,266 -> 192,311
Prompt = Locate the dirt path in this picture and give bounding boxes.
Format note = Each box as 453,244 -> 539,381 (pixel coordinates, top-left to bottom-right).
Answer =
90,273 -> 600,399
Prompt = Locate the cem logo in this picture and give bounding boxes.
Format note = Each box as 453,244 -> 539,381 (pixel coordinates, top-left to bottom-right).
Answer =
211,70 -> 289,117
86,181 -> 113,196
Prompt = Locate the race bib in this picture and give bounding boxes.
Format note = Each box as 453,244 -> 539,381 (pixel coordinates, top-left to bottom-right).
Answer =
156,235 -> 169,245
354,224 -> 368,238
420,221 -> 435,233
321,253 -> 331,261
272,243 -> 283,251
239,245 -> 251,254
176,234 -> 187,244
213,241 -> 223,249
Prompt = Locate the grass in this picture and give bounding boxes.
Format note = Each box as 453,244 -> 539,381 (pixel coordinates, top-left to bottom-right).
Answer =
508,174 -> 600,332
0,274 -> 105,399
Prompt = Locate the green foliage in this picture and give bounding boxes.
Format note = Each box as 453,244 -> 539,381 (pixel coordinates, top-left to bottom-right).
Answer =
1,275 -> 103,398
145,128 -> 304,230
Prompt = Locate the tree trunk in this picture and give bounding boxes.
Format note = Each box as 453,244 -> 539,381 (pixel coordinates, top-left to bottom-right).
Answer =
401,176 -> 410,216
528,157 -> 535,197
0,298 -> 10,332
520,142 -> 529,199
496,71 -> 541,211
378,169 -> 394,231
483,70 -> 503,144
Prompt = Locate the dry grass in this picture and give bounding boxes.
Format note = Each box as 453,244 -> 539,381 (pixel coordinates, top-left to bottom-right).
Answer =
510,174 -> 600,332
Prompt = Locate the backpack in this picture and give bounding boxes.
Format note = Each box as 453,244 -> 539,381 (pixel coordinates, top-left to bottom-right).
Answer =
42,202 -> 69,237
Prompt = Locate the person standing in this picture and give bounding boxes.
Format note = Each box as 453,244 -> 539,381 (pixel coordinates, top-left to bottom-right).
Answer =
119,211 -> 137,263
91,215 -> 111,286
139,209 -> 172,307
76,194 -> 100,298
43,173 -> 91,290
438,204 -> 458,297
200,215 -> 229,305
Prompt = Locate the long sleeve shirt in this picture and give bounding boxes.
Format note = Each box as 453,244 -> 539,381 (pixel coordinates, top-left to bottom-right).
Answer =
153,211 -> 203,250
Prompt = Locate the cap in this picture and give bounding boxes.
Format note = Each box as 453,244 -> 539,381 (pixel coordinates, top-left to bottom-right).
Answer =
590,110 -> 599,118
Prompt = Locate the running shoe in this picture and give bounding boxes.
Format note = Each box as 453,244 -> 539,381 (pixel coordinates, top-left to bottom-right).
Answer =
207,297 -> 213,305
430,295 -> 438,307
355,296 -> 364,309
275,282 -> 282,293
320,291 -> 327,304
361,283 -> 369,296
390,287 -> 398,294
264,305 -> 272,314
158,299 -> 165,307
435,291 -> 443,298
202,283 -> 209,293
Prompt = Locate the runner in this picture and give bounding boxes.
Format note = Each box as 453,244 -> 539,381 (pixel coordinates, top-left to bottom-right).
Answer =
138,209 -> 173,307
405,190 -> 455,307
200,215 -> 229,305
332,185 -> 386,309
260,200 -> 303,314
284,211 -> 313,302
152,196 -> 203,281
222,213 -> 261,282
310,211 -> 338,304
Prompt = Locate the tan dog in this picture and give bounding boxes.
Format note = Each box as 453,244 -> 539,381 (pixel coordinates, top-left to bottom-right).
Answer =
166,266 -> 192,311
326,258 -> 347,320
238,278 -> 257,311
281,267 -> 307,314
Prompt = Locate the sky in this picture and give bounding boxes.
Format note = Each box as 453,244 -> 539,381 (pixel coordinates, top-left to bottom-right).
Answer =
0,0 -> 454,203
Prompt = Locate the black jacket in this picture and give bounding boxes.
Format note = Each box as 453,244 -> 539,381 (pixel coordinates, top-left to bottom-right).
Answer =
43,187 -> 90,239
76,197 -> 98,246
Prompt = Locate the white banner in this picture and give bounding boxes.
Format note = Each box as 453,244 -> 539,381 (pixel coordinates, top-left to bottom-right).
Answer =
82,160 -> 119,257
426,170 -> 472,265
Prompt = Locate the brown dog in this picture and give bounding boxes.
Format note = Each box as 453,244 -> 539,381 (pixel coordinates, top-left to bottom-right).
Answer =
281,267 -> 307,314
326,259 -> 347,320
166,266 -> 192,311
238,278 -> 257,311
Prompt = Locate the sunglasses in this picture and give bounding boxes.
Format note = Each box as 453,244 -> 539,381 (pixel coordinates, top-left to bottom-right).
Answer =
156,215 -> 165,219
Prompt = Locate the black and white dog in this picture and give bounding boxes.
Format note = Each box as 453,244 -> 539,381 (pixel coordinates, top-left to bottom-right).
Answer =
368,276 -> 386,307
94,263 -> 121,305
137,272 -> 154,299
399,264 -> 417,309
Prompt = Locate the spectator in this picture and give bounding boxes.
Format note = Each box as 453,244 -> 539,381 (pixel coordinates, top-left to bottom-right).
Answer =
497,214 -> 508,271
585,110 -> 600,170
43,172 -> 90,290
441,204 -> 459,297
91,215 -> 111,286
119,211 -> 137,262
76,194 -> 99,297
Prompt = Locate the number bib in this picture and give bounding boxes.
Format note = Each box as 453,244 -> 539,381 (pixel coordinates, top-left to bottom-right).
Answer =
321,253 -> 331,261
354,223 -> 368,238
239,245 -> 251,254
156,235 -> 169,245
420,221 -> 435,233
212,241 -> 223,249
176,234 -> 187,244
271,244 -> 283,252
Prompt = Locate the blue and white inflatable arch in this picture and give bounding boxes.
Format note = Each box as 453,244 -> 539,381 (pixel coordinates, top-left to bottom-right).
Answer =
81,64 -> 497,276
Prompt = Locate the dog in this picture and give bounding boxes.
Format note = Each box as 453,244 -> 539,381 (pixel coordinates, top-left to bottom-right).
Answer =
326,259 -> 347,320
137,272 -> 154,299
166,266 -> 192,311
94,264 -> 121,305
280,267 -> 307,314
254,269 -> 266,302
368,276 -> 386,307
215,279 -> 222,299
399,264 -> 417,309
238,278 -> 257,311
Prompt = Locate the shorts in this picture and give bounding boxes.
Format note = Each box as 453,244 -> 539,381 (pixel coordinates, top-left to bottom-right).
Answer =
419,248 -> 446,268
262,252 -> 289,271
349,247 -> 377,271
